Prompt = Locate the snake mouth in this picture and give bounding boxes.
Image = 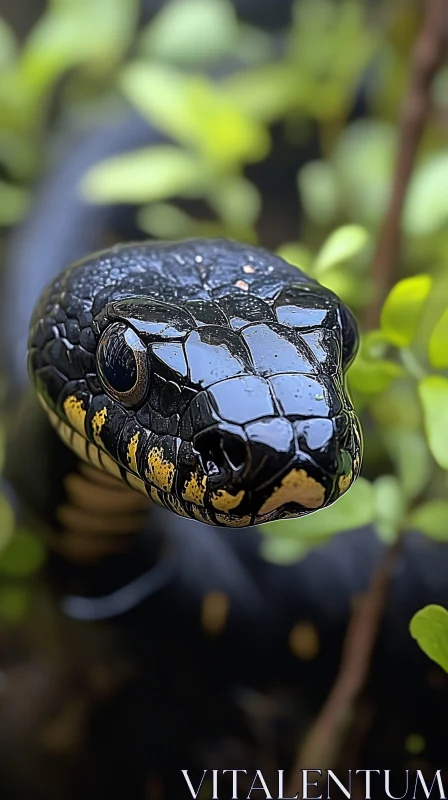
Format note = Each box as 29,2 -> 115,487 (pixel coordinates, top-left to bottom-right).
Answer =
252,453 -> 356,524
38,386 -> 360,529
188,414 -> 361,526
250,414 -> 362,523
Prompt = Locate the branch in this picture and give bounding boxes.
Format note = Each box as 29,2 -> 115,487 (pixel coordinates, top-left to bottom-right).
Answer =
287,537 -> 402,794
365,0 -> 448,329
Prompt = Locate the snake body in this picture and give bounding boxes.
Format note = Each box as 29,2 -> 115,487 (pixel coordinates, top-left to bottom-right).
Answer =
28,238 -> 362,528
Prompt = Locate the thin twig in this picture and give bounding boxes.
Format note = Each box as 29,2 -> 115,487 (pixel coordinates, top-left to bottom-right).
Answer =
287,538 -> 402,795
365,0 -> 448,329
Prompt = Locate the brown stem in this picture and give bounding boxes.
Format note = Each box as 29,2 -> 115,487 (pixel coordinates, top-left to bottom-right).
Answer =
287,537 -> 403,795
365,0 -> 448,330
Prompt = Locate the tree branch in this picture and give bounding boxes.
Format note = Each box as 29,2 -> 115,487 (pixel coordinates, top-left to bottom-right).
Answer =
365,0 -> 448,329
287,538 -> 402,794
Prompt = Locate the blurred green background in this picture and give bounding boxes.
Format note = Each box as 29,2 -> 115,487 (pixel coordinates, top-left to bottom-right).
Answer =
1,0 -> 448,626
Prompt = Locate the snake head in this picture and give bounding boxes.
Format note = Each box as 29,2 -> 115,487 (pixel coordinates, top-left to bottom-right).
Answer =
28,239 -> 362,528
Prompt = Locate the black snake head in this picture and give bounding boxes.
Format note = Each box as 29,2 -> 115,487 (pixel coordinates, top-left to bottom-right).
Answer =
28,239 -> 362,527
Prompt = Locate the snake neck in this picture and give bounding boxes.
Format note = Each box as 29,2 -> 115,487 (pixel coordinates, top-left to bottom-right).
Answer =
53,462 -> 151,564
4,391 -> 152,565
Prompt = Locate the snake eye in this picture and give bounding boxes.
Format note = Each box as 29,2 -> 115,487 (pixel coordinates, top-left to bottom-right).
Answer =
96,322 -> 149,407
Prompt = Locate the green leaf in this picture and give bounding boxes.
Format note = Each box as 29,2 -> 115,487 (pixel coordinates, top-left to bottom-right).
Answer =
21,0 -> 138,93
419,376 -> 448,470
404,734 -> 426,756
408,501 -> 448,541
138,203 -> 225,239
349,357 -> 403,394
371,379 -> 422,431
318,270 -> 370,309
222,63 -> 297,123
0,180 -> 29,224
0,494 -> 14,554
138,202 -> 194,238
298,161 -> 339,227
260,536 -> 311,565
232,24 -> 273,66
428,307 -> 448,369
373,475 -> 405,543
410,605 -> 448,672
380,274 -> 432,348
120,63 -> 193,141
276,242 -> 313,274
289,0 -> 378,121
0,131 -> 37,180
404,154 -> 448,237
314,225 -> 370,274
138,0 -> 239,64
262,478 -> 374,545
0,585 -> 29,623
81,146 -> 201,204
385,429 -> 431,501
209,175 -> 261,229
0,18 -> 17,67
0,529 -> 45,577
362,330 -> 391,359
333,120 -> 396,227
120,63 -> 269,166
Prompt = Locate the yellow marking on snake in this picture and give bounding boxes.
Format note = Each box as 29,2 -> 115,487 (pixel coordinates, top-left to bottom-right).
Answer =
91,407 -> 108,445
215,513 -> 251,527
211,489 -> 245,513
259,469 -> 325,515
127,432 -> 140,474
146,447 -> 175,492
63,395 -> 86,436
338,472 -> 353,495
182,472 -> 207,506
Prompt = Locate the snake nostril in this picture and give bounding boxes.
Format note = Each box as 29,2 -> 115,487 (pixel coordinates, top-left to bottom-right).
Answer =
222,436 -> 247,473
194,428 -> 247,478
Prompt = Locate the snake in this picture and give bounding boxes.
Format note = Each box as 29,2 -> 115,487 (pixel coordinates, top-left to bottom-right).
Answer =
27,238 -> 362,531
3,93 -> 448,797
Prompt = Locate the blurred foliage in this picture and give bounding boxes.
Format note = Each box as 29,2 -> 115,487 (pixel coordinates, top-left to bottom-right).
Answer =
410,605 -> 448,673
1,0 -> 448,627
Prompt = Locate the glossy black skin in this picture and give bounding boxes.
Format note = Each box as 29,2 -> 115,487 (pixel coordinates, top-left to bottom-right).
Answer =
28,239 -> 362,526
